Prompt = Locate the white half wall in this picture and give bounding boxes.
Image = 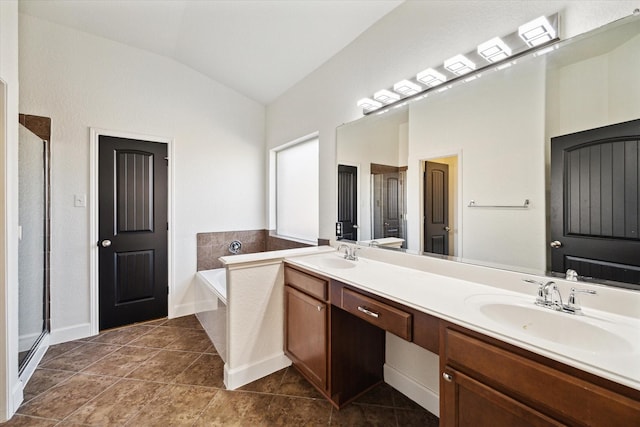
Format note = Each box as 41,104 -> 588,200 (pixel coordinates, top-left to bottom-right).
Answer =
18,14 -> 266,338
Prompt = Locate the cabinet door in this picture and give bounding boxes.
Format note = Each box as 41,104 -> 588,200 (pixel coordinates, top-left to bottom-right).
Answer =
441,367 -> 564,427
284,286 -> 328,390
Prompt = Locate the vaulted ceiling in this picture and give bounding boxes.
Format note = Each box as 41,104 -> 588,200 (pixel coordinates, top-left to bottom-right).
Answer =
19,0 -> 403,104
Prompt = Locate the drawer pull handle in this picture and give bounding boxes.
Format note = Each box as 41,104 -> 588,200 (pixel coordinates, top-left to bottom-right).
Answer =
442,372 -> 453,382
357,306 -> 380,318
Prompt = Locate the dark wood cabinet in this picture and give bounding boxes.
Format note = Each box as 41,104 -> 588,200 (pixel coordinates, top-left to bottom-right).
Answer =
284,264 -> 384,408
284,285 -> 328,390
440,323 -> 640,426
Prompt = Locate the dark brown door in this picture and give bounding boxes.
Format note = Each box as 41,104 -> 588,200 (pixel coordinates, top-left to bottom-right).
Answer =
424,161 -> 449,255
98,136 -> 168,330
337,164 -> 358,240
551,119 -> 640,289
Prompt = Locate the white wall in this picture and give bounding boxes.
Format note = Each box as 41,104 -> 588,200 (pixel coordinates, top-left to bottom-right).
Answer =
0,0 -> 20,420
408,60 -> 547,271
19,14 -> 266,341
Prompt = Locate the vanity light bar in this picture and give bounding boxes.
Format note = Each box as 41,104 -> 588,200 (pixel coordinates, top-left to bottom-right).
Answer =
393,80 -> 422,96
416,68 -> 447,87
356,13 -> 559,115
477,37 -> 512,63
444,54 -> 476,76
357,97 -> 383,113
373,89 -> 401,104
519,16 -> 556,47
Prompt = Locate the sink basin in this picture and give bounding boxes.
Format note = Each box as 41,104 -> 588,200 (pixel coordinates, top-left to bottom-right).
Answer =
466,294 -> 634,354
317,257 -> 357,269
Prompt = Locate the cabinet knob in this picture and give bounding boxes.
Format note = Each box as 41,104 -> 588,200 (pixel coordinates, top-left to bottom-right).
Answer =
442,372 -> 453,382
317,305 -> 324,311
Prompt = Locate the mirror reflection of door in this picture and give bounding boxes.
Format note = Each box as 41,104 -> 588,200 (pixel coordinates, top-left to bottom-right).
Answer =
337,164 -> 358,240
550,119 -> 640,289
423,157 -> 458,256
371,163 -> 407,247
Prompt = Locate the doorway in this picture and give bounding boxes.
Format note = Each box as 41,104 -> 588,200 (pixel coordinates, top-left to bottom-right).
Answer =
371,163 -> 407,247
337,164 -> 358,241
95,133 -> 169,330
423,156 -> 458,256
550,119 -> 640,289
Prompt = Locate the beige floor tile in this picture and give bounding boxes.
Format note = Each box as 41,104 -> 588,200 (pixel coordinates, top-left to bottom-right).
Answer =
82,345 -> 161,377
126,326 -> 185,349
172,353 -> 224,388
22,369 -> 75,403
266,395 -> 332,426
89,324 -> 156,345
276,367 -> 324,399
125,349 -> 199,383
125,384 -> 216,426
39,342 -> 83,365
239,367 -> 286,393
161,314 -> 204,330
40,343 -> 120,372
17,373 -> 117,420
164,329 -> 212,352
194,389 -> 273,426
63,378 -> 167,425
0,414 -> 58,426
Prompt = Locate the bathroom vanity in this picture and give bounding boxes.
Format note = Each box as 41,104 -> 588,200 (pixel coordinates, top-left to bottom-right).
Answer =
283,251 -> 640,426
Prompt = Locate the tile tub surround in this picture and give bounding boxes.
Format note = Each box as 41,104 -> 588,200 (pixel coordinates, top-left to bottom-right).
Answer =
196,230 -> 311,271
8,315 -> 438,426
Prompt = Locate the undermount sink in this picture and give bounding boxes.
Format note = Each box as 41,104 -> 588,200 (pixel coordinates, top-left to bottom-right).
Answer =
318,257 -> 357,269
465,294 -> 634,354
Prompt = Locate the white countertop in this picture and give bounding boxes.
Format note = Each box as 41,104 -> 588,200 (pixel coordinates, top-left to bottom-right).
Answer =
284,251 -> 640,392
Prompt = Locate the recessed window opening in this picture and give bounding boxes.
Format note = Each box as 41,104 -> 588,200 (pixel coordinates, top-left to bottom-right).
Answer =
274,135 -> 319,243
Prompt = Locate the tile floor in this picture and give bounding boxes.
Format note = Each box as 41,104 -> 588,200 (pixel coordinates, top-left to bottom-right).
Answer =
4,315 -> 439,426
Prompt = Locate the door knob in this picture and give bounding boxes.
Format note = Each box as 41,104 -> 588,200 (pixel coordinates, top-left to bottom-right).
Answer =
444,226 -> 451,232
352,224 -> 359,229
550,240 -> 562,248
100,239 -> 112,248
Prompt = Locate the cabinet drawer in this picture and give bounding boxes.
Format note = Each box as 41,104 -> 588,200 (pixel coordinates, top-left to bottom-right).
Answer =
341,288 -> 412,340
285,266 -> 328,301
444,327 -> 640,426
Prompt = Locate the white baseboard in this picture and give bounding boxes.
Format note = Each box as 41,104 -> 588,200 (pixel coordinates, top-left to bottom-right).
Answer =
170,302 -> 197,319
50,322 -> 93,345
384,363 -> 440,417
224,353 -> 292,390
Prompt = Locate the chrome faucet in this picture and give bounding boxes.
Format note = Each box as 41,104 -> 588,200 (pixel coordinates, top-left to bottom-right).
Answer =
337,244 -> 359,261
523,279 -> 597,315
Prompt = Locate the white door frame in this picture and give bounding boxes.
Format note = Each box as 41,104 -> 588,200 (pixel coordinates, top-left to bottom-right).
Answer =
89,128 -> 174,335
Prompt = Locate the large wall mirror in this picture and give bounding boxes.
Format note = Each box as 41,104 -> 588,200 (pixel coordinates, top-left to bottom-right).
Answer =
336,13 -> 640,290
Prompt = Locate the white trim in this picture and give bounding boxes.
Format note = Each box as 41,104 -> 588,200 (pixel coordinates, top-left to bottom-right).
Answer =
89,128 -> 174,334
384,363 -> 440,417
223,353 -> 291,390
49,322 -> 92,345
